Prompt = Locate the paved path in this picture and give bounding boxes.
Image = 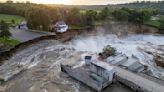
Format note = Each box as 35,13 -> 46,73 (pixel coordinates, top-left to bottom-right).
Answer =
115,66 -> 164,92
9,28 -> 52,42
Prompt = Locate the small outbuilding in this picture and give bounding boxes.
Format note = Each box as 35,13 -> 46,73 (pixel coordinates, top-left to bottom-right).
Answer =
85,56 -> 92,65
16,20 -> 28,30
90,60 -> 115,83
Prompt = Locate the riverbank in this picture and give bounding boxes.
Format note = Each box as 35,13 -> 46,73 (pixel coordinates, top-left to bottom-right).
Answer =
0,37 -> 20,52
0,42 -> 134,92
1,22 -> 164,64
0,29 -> 81,64
0,30 -> 164,92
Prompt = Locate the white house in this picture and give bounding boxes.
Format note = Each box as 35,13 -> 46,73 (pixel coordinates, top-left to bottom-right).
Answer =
54,21 -> 68,33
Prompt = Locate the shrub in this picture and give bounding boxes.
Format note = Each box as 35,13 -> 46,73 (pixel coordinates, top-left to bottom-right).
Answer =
101,45 -> 116,58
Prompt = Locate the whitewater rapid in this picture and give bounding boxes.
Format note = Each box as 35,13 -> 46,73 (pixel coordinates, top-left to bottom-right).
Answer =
70,34 -> 164,77
1,34 -> 164,92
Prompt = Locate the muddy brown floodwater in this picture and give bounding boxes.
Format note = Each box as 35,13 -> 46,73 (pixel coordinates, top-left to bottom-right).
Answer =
1,39 -> 134,92
2,28 -> 164,92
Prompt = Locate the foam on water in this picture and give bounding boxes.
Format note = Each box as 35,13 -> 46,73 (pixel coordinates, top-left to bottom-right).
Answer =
70,34 -> 164,77
1,34 -> 164,92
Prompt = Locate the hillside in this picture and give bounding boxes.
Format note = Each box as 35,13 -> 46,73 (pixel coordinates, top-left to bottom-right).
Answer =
111,1 -> 164,14
63,1 -> 164,14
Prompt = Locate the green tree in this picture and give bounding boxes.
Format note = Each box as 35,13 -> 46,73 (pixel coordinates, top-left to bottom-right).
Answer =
11,19 -> 15,24
99,7 -> 110,20
112,8 -> 129,21
0,20 -> 11,37
67,7 -> 80,25
85,10 -> 97,26
26,8 -> 51,30
128,9 -> 153,24
47,7 -> 60,23
128,9 -> 153,33
159,16 -> 164,30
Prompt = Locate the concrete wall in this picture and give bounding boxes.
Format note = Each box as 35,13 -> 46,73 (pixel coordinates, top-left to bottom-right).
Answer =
115,67 -> 164,92
115,75 -> 147,92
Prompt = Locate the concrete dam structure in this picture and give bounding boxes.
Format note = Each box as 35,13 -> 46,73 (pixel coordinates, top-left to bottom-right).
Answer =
0,29 -> 164,92
61,54 -> 164,92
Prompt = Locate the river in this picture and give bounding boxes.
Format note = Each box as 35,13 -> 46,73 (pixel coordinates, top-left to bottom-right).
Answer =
1,33 -> 164,92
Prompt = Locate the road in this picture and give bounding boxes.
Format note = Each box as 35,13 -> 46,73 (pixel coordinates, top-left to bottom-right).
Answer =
9,28 -> 52,42
115,66 -> 164,92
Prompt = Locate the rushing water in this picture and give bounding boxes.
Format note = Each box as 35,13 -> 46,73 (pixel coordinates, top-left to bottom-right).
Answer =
70,34 -> 164,78
1,33 -> 164,92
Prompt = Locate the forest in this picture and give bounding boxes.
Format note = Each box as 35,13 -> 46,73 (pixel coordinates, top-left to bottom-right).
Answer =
0,1 -> 164,32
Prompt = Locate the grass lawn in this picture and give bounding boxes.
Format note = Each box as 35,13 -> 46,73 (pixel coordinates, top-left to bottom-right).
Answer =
0,14 -> 24,25
144,20 -> 161,28
0,37 -> 20,47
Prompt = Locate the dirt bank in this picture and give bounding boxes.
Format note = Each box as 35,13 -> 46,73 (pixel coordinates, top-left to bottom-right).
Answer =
0,29 -> 83,64
128,23 -> 159,34
102,22 -> 161,34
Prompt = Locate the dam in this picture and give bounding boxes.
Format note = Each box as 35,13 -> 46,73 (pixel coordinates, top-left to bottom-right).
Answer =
61,54 -> 164,92
0,31 -> 164,92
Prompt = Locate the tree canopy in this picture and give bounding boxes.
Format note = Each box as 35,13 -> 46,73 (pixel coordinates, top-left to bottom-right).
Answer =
0,2 -> 161,31
0,20 -> 11,37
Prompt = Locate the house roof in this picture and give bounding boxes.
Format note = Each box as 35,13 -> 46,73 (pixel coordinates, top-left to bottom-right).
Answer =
85,56 -> 92,60
92,60 -> 114,71
20,20 -> 27,25
55,21 -> 66,26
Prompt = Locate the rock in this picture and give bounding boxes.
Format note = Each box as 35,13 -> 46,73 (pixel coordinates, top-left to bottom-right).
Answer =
0,86 -> 6,92
142,46 -> 164,68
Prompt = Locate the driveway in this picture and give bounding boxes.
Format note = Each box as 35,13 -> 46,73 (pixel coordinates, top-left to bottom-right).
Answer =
9,28 -> 52,42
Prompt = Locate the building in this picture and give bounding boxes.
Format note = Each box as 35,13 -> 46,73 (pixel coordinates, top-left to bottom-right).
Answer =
61,57 -> 115,91
16,20 -> 28,30
106,54 -> 128,66
54,21 -> 68,33
90,60 -> 115,84
121,55 -> 144,72
85,56 -> 92,65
